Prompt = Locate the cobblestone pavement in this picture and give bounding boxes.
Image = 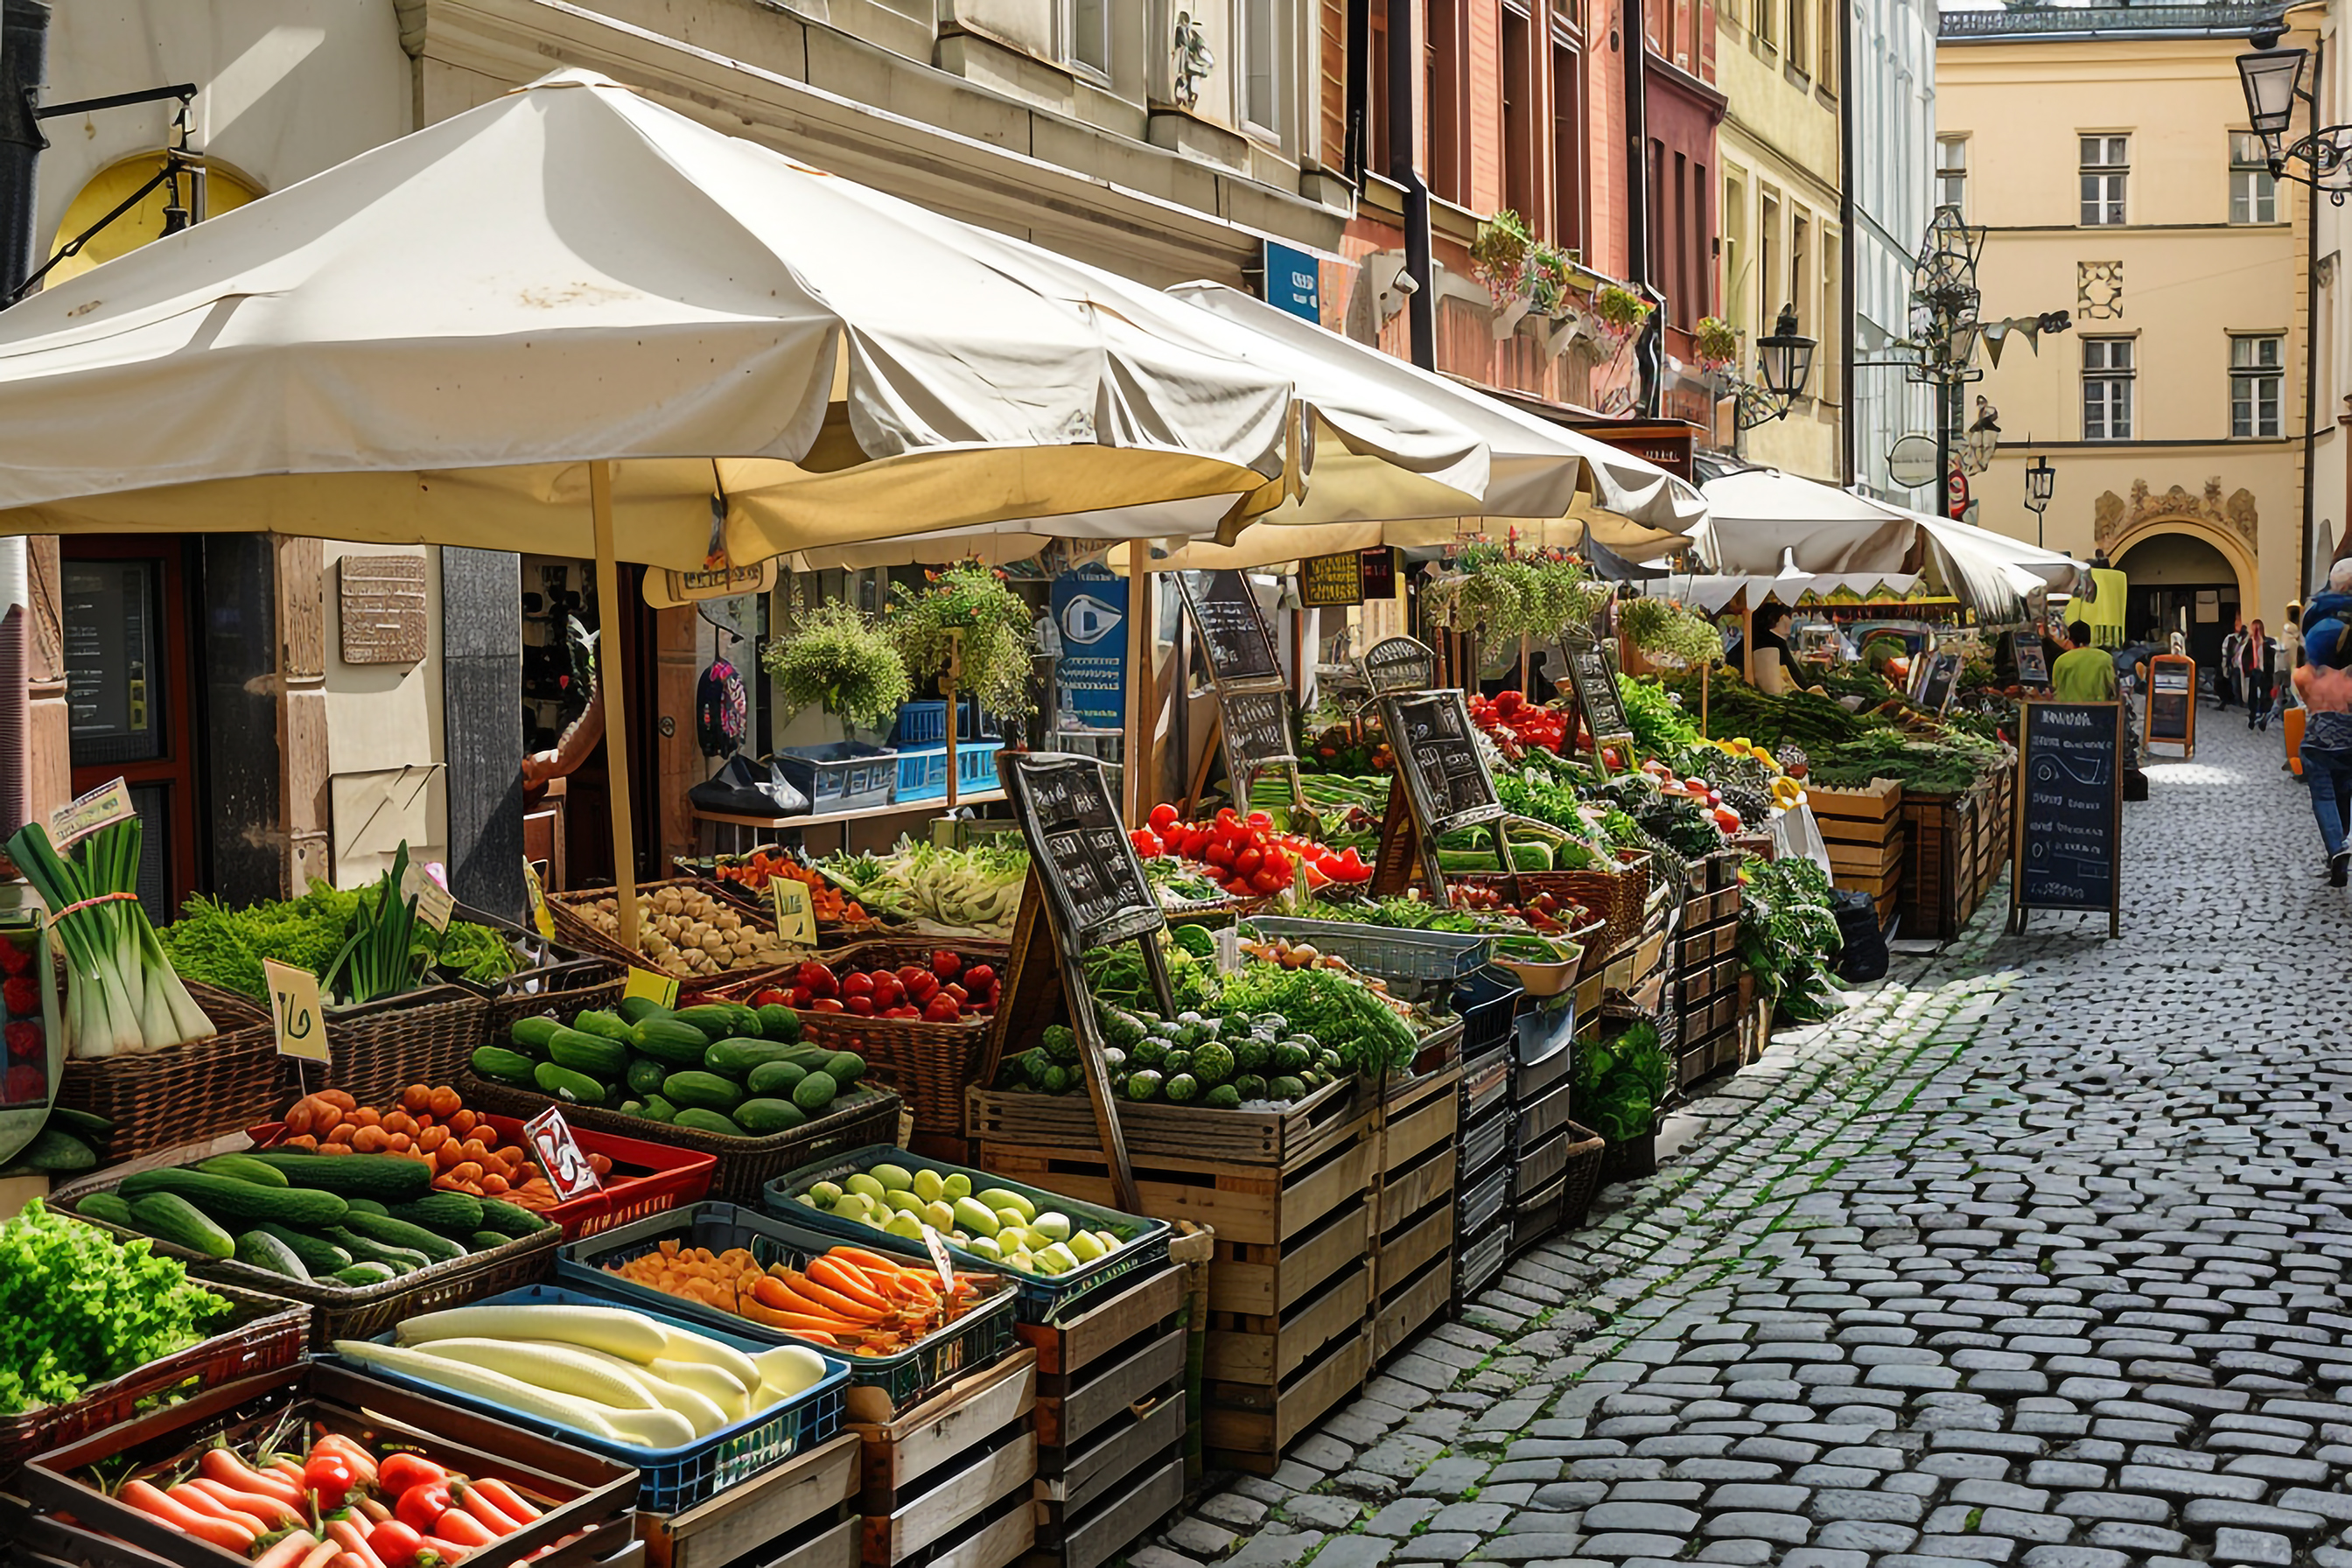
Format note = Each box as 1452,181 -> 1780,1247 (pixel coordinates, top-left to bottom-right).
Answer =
1147,716 -> 2352,1568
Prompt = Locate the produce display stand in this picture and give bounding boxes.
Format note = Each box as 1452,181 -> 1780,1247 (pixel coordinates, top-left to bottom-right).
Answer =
542,876 -> 794,1004
637,1431 -> 862,1568
1019,1265 -> 1187,1568
1899,766 -> 2006,943
850,1347 -> 1040,1568
312,982 -> 494,1109
1807,778 -> 1907,930
1368,1063 -> 1460,1363
52,981 -> 275,1164
693,792 -> 1012,858
1671,858 -> 1745,1087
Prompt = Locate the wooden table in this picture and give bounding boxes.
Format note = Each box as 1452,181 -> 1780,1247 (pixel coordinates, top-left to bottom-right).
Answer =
692,789 -> 1008,854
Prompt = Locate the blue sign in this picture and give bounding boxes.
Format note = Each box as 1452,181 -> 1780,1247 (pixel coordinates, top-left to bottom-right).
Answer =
1259,240 -> 1321,324
1051,564 -> 1128,731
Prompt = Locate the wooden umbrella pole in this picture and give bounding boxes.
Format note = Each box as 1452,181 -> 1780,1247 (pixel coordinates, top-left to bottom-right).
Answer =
590,460 -> 640,952
944,628 -> 962,812
1702,662 -> 1711,738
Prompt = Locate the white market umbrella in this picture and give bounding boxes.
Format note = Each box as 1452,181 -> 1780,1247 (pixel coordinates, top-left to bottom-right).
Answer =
0,69 -> 1306,941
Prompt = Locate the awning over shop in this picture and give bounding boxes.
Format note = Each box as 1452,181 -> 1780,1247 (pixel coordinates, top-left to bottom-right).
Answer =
1630,574 -> 1924,613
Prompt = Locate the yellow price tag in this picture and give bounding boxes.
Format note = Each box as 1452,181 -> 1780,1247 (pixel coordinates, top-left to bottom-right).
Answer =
770,878 -> 818,948
48,777 -> 134,850
625,968 -> 680,1009
402,863 -> 454,934
522,858 -> 556,941
263,959 -> 330,1064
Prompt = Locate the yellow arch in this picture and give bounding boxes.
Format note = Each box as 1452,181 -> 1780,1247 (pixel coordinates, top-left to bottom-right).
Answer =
2107,514 -> 2260,615
46,153 -> 262,289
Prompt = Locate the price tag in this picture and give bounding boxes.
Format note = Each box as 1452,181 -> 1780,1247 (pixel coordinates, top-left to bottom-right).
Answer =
625,968 -> 680,1009
770,878 -> 818,948
896,1107 -> 916,1148
402,863 -> 455,934
523,1106 -> 604,1200
522,858 -> 556,940
48,778 -> 134,850
1213,924 -> 1242,975
917,1223 -> 958,1294
263,960 -> 330,1063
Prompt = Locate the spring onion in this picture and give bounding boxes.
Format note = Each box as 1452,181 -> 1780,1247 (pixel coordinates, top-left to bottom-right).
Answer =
323,842 -> 441,1005
2,818 -> 215,1058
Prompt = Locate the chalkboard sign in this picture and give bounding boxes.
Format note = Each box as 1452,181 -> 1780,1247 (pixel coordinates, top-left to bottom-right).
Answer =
2012,635 -> 2050,689
1220,687 -> 1297,784
1177,570 -> 1282,687
1361,636 -> 1436,695
2012,701 -> 2123,937
1298,552 -> 1364,608
1564,647 -> 1632,746
1003,752 -> 1165,956
1382,690 -> 1503,837
2146,655 -> 2195,751
1915,650 -> 1962,714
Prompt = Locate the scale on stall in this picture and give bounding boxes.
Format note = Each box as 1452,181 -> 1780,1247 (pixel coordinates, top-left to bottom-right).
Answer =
1176,570 -> 1309,820
1369,688 -> 1514,898
981,752 -> 1172,1212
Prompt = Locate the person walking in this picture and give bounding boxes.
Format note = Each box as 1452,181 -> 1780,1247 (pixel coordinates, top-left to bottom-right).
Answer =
2272,603 -> 2301,735
2052,620 -> 2118,703
2294,572 -> 2352,885
2244,619 -> 2274,730
2219,616 -> 2245,710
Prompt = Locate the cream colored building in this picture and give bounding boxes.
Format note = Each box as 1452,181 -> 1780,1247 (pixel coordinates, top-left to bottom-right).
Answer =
1936,3 -> 2308,666
1714,0 -> 1844,480
2283,0 -> 2348,588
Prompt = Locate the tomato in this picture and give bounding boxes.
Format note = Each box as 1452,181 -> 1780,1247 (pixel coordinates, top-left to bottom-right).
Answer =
1248,869 -> 1285,895
1130,829 -> 1163,858
1148,802 -> 1180,834
752,989 -> 788,1008
788,985 -> 814,1009
1260,848 -> 1292,879
1233,846 -> 1264,877
872,971 -> 903,1008
845,995 -> 876,1016
905,970 -> 941,1003
377,1455 -> 448,1498
395,1483 -> 453,1534
962,964 -> 996,990
922,994 -> 963,1023
1204,840 -> 1235,868
932,951 -> 962,979
1244,809 -> 1272,832
1215,807 -> 1239,827
842,971 -> 876,998
942,983 -> 969,1005
304,1452 -> 357,1510
808,998 -> 845,1013
368,1520 -> 426,1568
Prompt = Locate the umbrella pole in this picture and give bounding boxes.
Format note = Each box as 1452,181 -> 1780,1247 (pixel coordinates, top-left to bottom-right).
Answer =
590,461 -> 641,953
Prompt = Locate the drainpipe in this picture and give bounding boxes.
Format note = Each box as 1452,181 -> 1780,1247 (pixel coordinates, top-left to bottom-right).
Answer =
1388,0 -> 1435,369
0,0 -> 49,857
1624,0 -> 1651,294
2300,36 -> 2324,598
1838,0 -> 1856,486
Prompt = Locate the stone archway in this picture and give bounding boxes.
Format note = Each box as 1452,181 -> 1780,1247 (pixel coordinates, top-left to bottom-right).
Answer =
2092,477 -> 2261,612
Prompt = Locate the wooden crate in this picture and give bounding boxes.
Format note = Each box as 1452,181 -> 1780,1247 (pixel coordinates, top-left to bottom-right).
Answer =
1369,1066 -> 1460,1249
967,1075 -> 1358,1166
1019,1267 -> 1186,1568
1899,788 -> 1978,942
1805,777 -> 1905,824
1368,1069 -> 1458,1366
1025,1454 -> 1185,1568
851,1348 -> 1039,1568
639,1433 -> 860,1568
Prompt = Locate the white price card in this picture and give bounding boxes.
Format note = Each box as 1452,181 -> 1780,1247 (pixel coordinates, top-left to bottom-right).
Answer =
770,878 -> 818,947
263,960 -> 330,1064
402,863 -> 455,934
917,1223 -> 958,1294
524,1105 -> 603,1200
48,778 -> 134,850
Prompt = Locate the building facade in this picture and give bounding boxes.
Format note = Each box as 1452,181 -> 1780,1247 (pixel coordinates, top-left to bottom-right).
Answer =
1937,3 -> 2306,663
1844,0 -> 1936,502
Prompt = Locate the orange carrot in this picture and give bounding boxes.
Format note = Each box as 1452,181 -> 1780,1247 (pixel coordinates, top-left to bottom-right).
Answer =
805,1259 -> 892,1312
122,1480 -> 255,1550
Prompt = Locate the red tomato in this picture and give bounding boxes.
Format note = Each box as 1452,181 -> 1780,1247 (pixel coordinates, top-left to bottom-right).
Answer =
842,971 -> 876,998
1249,869 -> 1286,895
368,1520 -> 426,1568
377,1455 -> 448,1498
942,983 -> 969,1004
1204,840 -> 1235,868
1233,846 -> 1264,877
845,995 -> 876,1016
1215,807 -> 1239,826
1245,810 -> 1273,832
1260,848 -> 1292,879
303,1452 -> 357,1511
1130,829 -> 1163,858
752,989 -> 788,1008
1148,803 -> 1180,834
962,964 -> 996,990
872,971 -> 903,1008
922,994 -> 963,1023
395,1483 -> 452,1534
932,950 -> 962,979
808,998 -> 845,1013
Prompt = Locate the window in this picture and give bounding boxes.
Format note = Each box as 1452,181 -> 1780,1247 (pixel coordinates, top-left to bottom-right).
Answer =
1821,238 -> 1842,400
1550,32 -> 1585,249
1691,160 -> 1709,317
1503,5 -> 1537,220
2230,133 -> 2278,224
2232,334 -> 2284,437
1427,0 -> 1465,204
1756,0 -> 1776,49
2082,337 -> 2134,440
1818,0 -> 1837,85
2080,135 -> 2128,226
1064,0 -> 1108,76
1760,190 -> 1782,341
1368,0 -> 1390,177
1792,209 -> 1811,351
1723,172 -> 1748,328
1788,0 -> 1810,75
1936,136 -> 1967,214
1242,0 -> 1278,133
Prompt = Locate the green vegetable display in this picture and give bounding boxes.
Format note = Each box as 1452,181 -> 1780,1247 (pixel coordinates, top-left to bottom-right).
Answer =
1616,673 -> 1701,753
995,999 -> 1355,1105
0,1198 -> 230,1414
1573,1021 -> 1673,1144
1736,855 -> 1844,1023
821,837 -> 1030,934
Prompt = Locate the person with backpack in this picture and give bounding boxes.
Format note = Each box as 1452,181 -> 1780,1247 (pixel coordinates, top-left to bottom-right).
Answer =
2293,562 -> 2352,885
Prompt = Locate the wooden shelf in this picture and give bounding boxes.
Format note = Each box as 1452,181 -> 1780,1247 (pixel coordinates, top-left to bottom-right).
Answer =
693,789 -> 1007,834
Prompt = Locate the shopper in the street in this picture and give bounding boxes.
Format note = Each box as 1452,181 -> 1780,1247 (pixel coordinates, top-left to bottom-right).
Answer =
2272,603 -> 2300,733
2220,615 -> 2244,710
2244,618 -> 2275,730
2294,584 -> 2352,884
2052,620 -> 2118,703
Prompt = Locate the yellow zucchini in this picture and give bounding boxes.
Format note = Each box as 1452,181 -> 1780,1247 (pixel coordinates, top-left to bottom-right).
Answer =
335,1340 -> 625,1441
396,1302 -> 668,1362
408,1337 -> 658,1411
656,1326 -> 763,1396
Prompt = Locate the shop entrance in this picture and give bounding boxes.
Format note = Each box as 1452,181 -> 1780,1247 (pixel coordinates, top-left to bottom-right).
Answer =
2114,532 -> 2242,671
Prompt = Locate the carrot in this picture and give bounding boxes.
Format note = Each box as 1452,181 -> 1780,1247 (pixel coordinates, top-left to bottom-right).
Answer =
807,1258 -> 892,1312
434,1509 -> 496,1550
453,1485 -> 522,1537
826,1246 -> 913,1278
121,1480 -> 255,1550
297,1539 -> 344,1568
331,1555 -> 373,1568
251,1530 -> 322,1568
734,1300 -> 844,1340
786,1275 -> 890,1322
420,1536 -> 474,1564
470,1480 -> 541,1523
748,1275 -> 860,1321
169,1481 -> 274,1536
200,1447 -> 306,1509
327,1516 -> 388,1568
189,1476 -> 300,1527
354,1497 -> 392,1524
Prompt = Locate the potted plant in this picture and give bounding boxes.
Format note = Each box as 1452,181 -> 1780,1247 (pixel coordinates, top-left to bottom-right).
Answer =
763,601 -> 911,729
1591,283 -> 1652,352
1695,316 -> 1740,371
1470,209 -> 1536,300
1619,595 -> 1726,671
885,561 -> 1037,720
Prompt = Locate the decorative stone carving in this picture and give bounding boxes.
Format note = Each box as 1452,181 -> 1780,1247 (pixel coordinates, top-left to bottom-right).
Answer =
1172,11 -> 1214,109
2078,261 -> 2124,320
2092,477 -> 2260,554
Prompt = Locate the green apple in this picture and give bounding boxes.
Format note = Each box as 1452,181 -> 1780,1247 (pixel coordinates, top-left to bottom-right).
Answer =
913,1168 -> 946,1205
872,1163 -> 915,1193
924,1200 -> 957,1233
1068,1229 -> 1105,1263
885,1212 -> 927,1241
845,1173 -> 886,1202
1031,1212 -> 1073,1243
1037,1242 -> 1080,1276
808,1180 -> 844,1208
964,1235 -> 1003,1260
942,1172 -> 973,1200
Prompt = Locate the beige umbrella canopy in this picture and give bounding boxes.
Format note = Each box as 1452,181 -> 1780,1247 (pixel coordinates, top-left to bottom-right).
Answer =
0,69 -> 1305,939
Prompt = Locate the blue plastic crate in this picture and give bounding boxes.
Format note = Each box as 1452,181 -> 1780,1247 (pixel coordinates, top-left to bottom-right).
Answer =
889,700 -> 999,748
333,1284 -> 848,1515
892,742 -> 1004,803
1452,965 -> 1524,1058
775,741 -> 897,814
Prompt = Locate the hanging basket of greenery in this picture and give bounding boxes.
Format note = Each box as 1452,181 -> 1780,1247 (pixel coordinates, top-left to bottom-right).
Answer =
763,601 -> 912,731
1424,545 -> 1608,645
886,562 -> 1038,719
1590,283 -> 1652,350
1695,316 -> 1740,370
1619,595 -> 1726,669
1470,209 -> 1536,300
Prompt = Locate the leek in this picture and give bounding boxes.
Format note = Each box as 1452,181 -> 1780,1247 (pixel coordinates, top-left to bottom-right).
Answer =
3,818 -> 215,1058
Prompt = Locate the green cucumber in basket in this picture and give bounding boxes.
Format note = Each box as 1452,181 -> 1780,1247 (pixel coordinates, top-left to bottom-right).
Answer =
74,1191 -> 136,1228
195,1154 -> 290,1187
476,1196 -> 550,1237
570,1009 -> 637,1044
755,1004 -> 802,1043
662,1071 -> 743,1113
704,1038 -> 806,1077
733,1097 -> 806,1135
326,1227 -> 429,1272
128,1193 -> 234,1259
242,1150 -> 434,1200
626,1057 -> 671,1097
669,1004 -> 741,1037
388,1192 -> 485,1236
746,1059 -> 807,1096
508,1016 -> 566,1053
249,1222 -> 352,1274
629,1018 -> 710,1067
547,1028 -> 631,1080
616,995 -> 674,1026
234,1228 -> 313,1282
332,1261 -> 399,1287
118,1169 -> 349,1228
338,1209 -> 467,1263
671,1107 -> 747,1138
534,1060 -> 608,1106
638,1094 -> 677,1124
472,1230 -> 521,1253
472,1046 -> 540,1088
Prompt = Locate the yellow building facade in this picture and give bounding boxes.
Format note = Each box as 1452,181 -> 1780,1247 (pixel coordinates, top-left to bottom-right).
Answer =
1938,6 -> 2308,665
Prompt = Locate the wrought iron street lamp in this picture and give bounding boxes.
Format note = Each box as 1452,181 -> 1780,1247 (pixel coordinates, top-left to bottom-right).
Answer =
2024,457 -> 2055,548
2236,40 -> 2351,205
1731,304 -> 1816,431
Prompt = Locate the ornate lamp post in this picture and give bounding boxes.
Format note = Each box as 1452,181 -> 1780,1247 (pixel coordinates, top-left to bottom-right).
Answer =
1724,303 -> 1817,442
2024,457 -> 2056,549
2237,38 -> 2350,204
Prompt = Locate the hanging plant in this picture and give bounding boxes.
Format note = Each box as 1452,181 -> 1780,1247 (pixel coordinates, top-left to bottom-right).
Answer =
1695,316 -> 1740,369
765,601 -> 912,730
1591,283 -> 1653,348
1469,209 -> 1536,300
1424,545 -> 1606,643
1526,246 -> 1575,317
1619,596 -> 1726,669
886,562 -> 1038,719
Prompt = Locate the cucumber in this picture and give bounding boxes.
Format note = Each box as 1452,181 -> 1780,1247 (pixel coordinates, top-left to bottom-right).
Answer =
639,1095 -> 676,1124
118,1169 -> 350,1227
471,1230 -> 519,1252
704,1038 -> 806,1078
388,1192 -> 485,1236
724,1004 -> 765,1039
755,1004 -> 802,1043
547,1027 -> 630,1079
234,1228 -> 313,1281
242,1151 -> 434,1200
476,1197 -> 550,1237
616,995 -> 674,1026
662,1070 -> 745,1113
671,1108 -> 746,1138
74,1192 -> 136,1228
332,1261 -> 398,1287
471,1045 -> 540,1088
508,1016 -> 565,1052
791,1070 -> 840,1114
325,1227 -> 430,1272
670,1004 -> 741,1037
745,1059 -> 808,1096
250,1222 -> 352,1274
617,1100 -> 643,1117
733,1097 -> 808,1135
534,1060 -> 608,1106
626,1057 -> 671,1097
344,1198 -> 388,1216
46,1106 -> 114,1138
823,1051 -> 866,1086
194,1154 -> 290,1187
570,1009 -> 636,1044
630,1018 -> 711,1067
18,1127 -> 96,1172
128,1193 -> 234,1259
338,1209 -> 467,1263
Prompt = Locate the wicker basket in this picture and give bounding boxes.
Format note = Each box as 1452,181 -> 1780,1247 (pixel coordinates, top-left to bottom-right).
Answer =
54,981 -> 277,1162
310,984 -> 493,1108
546,876 -> 794,1001
439,902 -> 626,1052
1550,850 -> 1653,956
460,1071 -> 906,1205
1556,1119 -> 1607,1229
0,1276 -> 310,1480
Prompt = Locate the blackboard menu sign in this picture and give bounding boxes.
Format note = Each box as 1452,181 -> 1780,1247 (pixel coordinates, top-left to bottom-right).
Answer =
1298,552 -> 1364,608
1564,647 -> 1632,745
1361,636 -> 1435,695
1382,690 -> 1503,837
1220,687 -> 1297,781
2146,656 -> 2194,746
1915,650 -> 1962,715
1003,752 -> 1165,955
1177,570 -> 1281,687
2012,701 -> 2123,935
2012,636 -> 2050,689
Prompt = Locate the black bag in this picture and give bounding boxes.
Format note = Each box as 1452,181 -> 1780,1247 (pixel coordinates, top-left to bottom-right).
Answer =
687,754 -> 809,818
1830,889 -> 1887,983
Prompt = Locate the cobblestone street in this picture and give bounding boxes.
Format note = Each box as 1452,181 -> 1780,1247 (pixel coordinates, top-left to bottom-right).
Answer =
1154,715 -> 2352,1568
